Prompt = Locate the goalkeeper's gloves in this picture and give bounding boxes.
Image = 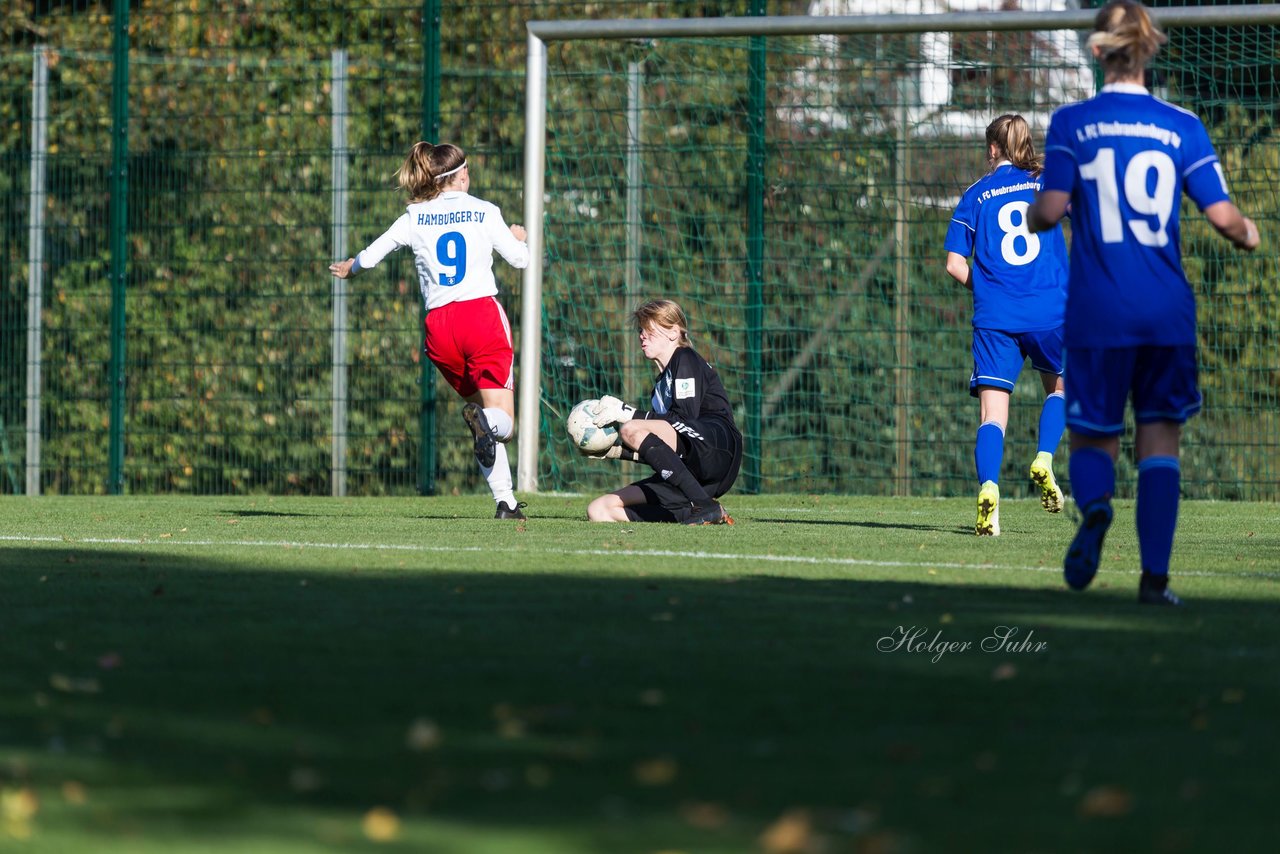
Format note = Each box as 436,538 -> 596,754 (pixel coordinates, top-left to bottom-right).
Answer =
585,443 -> 624,460
585,444 -> 640,463
592,395 -> 635,426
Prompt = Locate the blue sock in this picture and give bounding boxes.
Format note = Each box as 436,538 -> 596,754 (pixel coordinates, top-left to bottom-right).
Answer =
1069,445 -> 1115,508
1136,456 -> 1180,577
975,422 -> 1005,485
1037,392 -> 1066,455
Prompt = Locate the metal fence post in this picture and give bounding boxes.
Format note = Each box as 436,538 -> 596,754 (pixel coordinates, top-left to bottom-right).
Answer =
893,86 -> 911,497
418,0 -> 442,495
26,46 -> 49,496
107,0 -> 130,494
624,58 -> 644,399
744,0 -> 767,495
331,49 -> 349,497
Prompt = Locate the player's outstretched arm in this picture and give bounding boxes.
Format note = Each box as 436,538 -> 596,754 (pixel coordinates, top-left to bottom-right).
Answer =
1027,190 -> 1070,234
488,210 -> 530,270
1204,201 -> 1260,252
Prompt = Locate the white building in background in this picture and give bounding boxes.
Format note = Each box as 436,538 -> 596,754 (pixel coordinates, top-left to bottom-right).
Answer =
788,0 -> 1093,136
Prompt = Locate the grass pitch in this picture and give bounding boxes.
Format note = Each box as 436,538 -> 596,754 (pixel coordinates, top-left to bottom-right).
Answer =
1,493 -> 1277,853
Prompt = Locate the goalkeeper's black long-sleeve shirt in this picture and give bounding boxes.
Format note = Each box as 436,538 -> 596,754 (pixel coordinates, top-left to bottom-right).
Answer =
632,346 -> 739,437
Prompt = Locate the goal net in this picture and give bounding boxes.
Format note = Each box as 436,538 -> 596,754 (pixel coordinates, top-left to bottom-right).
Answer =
519,5 -> 1280,500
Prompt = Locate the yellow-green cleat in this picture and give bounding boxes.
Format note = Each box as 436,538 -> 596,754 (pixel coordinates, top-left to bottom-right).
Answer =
1029,452 -> 1063,514
975,480 -> 1000,536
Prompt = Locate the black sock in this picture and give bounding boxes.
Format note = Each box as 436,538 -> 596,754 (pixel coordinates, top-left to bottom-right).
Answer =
637,434 -> 712,505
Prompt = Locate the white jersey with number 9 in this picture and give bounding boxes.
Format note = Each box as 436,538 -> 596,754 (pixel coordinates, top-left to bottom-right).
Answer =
354,190 -> 530,310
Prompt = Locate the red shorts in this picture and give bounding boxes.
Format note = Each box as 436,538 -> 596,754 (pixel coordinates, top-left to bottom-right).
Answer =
424,296 -> 514,397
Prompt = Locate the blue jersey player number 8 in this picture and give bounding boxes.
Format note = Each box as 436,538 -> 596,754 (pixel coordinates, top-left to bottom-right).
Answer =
944,113 -> 1070,538
437,231 -> 467,286
996,201 -> 1040,265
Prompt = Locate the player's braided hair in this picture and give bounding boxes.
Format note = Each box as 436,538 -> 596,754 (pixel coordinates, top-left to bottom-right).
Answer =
398,142 -> 467,202
986,114 -> 1041,177
1088,0 -> 1166,79
632,299 -> 691,348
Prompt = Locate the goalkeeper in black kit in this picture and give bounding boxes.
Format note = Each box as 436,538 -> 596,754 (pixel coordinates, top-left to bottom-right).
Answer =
586,299 -> 742,525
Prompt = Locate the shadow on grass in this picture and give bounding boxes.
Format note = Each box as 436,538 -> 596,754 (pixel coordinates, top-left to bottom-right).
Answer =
222,510 -> 329,518
751,517 -> 972,534
1,546 -> 1278,853
409,513 -> 514,521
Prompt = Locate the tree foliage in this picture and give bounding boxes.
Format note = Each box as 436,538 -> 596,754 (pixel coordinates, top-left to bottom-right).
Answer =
2,1 -> 1277,498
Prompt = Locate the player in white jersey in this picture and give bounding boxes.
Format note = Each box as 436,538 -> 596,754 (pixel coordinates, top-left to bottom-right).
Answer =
329,142 -> 531,518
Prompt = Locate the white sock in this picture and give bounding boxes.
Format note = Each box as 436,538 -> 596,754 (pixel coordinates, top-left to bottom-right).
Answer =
484,407 -> 514,442
481,442 -> 516,507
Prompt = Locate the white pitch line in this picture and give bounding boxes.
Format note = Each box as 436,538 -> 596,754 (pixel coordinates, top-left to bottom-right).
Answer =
0,533 -> 1031,570
1,534 -> 1275,579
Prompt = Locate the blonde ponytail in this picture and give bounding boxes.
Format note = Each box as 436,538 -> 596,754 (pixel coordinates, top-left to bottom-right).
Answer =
397,141 -> 466,203
1088,0 -> 1166,78
986,114 -> 1041,177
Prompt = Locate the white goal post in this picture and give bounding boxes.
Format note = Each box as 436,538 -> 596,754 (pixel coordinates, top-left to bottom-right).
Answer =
517,4 -> 1280,493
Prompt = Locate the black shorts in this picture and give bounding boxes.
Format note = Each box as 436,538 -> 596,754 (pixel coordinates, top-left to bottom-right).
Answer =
623,415 -> 742,523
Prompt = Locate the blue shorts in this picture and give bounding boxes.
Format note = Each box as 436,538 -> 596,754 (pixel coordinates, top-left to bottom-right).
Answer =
1064,345 -> 1202,437
969,327 -> 1063,398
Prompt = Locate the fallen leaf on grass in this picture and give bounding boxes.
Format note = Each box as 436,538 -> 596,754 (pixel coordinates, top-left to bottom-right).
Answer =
362,807 -> 400,842
1078,785 -> 1133,817
405,718 -> 441,751
991,663 -> 1017,681
525,764 -> 552,788
633,757 -> 678,786
2,787 -> 38,821
759,808 -> 812,853
60,781 -> 87,805
498,718 -> 526,739
680,800 -> 729,829
290,767 -> 323,793
49,674 -> 100,694
639,689 -> 666,707
2,786 -> 38,840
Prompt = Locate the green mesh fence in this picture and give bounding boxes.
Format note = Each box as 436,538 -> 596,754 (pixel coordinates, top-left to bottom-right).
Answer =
535,3 -> 1280,501
1,2 -> 1277,498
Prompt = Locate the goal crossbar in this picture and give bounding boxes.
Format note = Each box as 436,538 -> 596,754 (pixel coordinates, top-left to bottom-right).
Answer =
518,5 -> 1280,492
529,5 -> 1280,42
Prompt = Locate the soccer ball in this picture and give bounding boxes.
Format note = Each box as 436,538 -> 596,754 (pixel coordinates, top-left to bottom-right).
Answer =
566,399 -> 620,455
